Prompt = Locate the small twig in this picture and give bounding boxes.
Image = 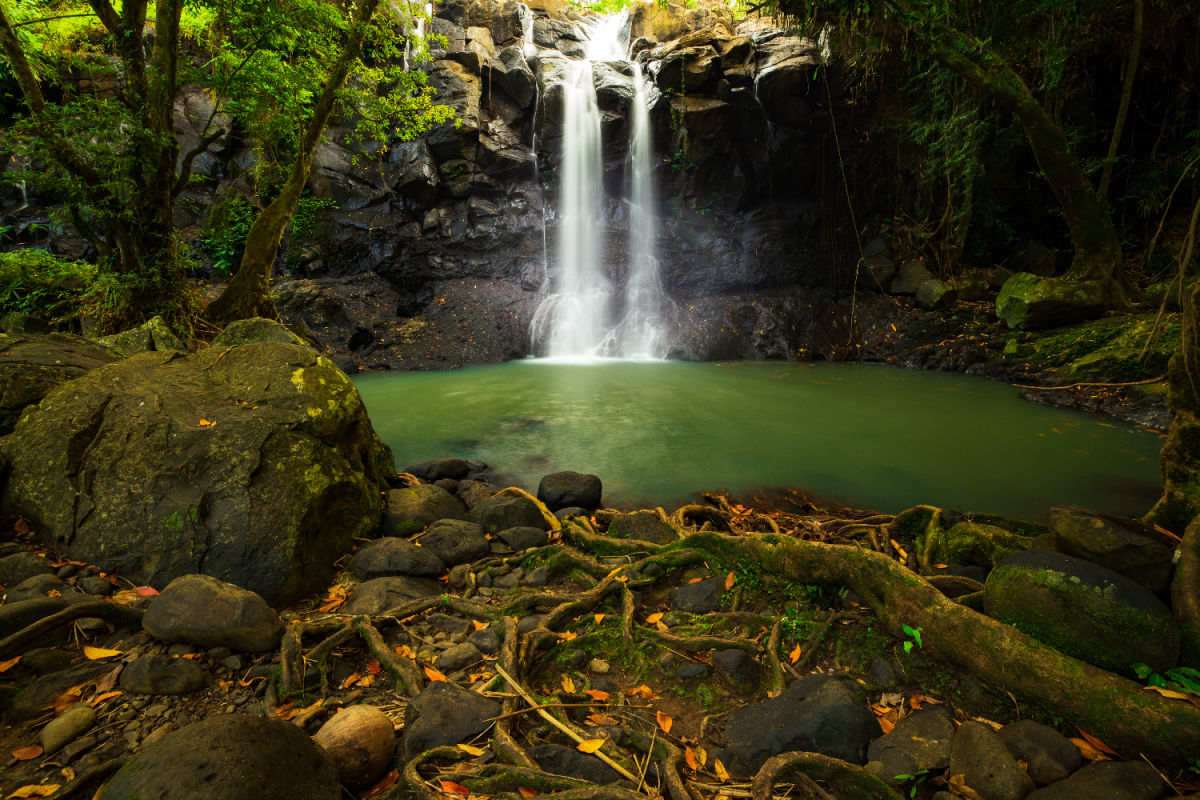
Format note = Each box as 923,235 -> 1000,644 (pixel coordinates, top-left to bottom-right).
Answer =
1013,375 -> 1165,391
493,664 -> 644,786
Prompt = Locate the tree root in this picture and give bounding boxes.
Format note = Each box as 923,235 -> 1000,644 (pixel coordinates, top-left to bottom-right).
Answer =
0,601 -> 144,659
354,618 -> 423,694
750,752 -> 901,800
1173,515 -> 1200,665
664,531 -> 1200,761
45,757 -> 126,800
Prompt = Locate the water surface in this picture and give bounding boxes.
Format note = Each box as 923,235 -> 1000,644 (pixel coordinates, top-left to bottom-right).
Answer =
355,361 -> 1163,520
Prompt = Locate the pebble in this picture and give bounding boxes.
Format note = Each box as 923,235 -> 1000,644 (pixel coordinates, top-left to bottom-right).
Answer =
78,575 -> 113,595
57,564 -> 78,579
142,723 -> 173,748
222,654 -> 245,671
587,659 -> 611,675
145,703 -> 170,718
524,566 -> 550,586
42,703 -> 96,754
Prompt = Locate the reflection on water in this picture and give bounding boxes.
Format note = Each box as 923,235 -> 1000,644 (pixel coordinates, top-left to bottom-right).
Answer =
355,360 -> 1164,520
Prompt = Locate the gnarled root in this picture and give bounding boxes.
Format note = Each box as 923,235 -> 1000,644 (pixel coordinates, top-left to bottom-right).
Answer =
750,752 -> 901,800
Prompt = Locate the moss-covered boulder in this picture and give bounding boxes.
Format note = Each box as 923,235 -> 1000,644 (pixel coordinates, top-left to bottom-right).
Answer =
0,342 -> 393,603
212,317 -> 310,349
984,549 -> 1180,674
888,506 -> 1043,569
96,314 -> 185,356
1048,506 -> 1175,593
0,332 -> 119,435
995,273 -> 1106,331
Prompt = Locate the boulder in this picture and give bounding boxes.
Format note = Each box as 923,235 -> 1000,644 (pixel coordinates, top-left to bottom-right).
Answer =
496,526 -> 550,551
469,493 -> 547,533
720,675 -> 874,775
489,46 -> 537,108
537,471 -> 602,510
0,551 -> 54,588
1025,761 -> 1163,800
997,720 -> 1081,786
6,573 -> 85,603
890,260 -> 935,295
670,576 -> 724,613
1046,506 -> 1174,593
120,654 -> 210,695
606,511 -> 677,543
866,706 -> 956,786
995,273 -> 1106,331
350,537 -> 446,579
753,36 -> 820,127
418,519 -> 490,566
42,702 -> 96,755
100,715 -> 340,800
984,549 -> 1180,674
650,46 -> 720,93
212,317 -> 309,348
96,314 -> 185,356
0,343 -> 393,604
435,642 -> 484,672
342,576 -> 443,615
947,721 -> 1036,800
143,574 -> 284,653
388,140 -> 441,206
400,681 -> 500,760
916,279 -> 958,310
0,332 -> 119,434
384,484 -> 468,536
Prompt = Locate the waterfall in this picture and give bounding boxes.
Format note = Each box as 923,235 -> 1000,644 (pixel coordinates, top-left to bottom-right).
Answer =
530,14 -> 665,360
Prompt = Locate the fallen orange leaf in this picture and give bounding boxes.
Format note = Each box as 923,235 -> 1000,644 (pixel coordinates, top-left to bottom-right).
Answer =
395,645 -> 415,658
438,780 -> 471,795
684,746 -> 698,771
457,743 -> 486,756
645,612 -> 664,624
585,689 -> 610,702
424,666 -> 447,682
473,620 -> 488,632
713,758 -> 729,783
724,571 -> 735,591
13,517 -> 30,534
586,713 -> 618,726
1070,737 -> 1112,762
7,784 -> 61,798
0,656 -> 20,672
594,613 -> 606,624
518,788 -> 537,798
90,690 -> 123,706
576,738 -> 607,754
134,586 -> 158,597
82,646 -> 122,660
367,658 -> 381,676
656,710 -> 673,734
877,716 -> 895,734
48,686 -> 82,714
1075,728 -> 1120,757
197,418 -> 215,427
361,769 -> 399,800
11,745 -> 43,761
788,644 -> 802,663
626,684 -> 658,700
340,671 -> 362,689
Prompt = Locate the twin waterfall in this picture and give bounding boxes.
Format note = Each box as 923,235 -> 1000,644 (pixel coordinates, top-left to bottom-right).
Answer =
531,16 -> 666,360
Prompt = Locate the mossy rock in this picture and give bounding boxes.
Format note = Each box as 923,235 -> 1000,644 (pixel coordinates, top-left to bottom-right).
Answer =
0,342 -> 393,603
0,332 -> 119,435
995,273 -> 1105,331
213,317 -> 310,349
96,314 -> 184,356
927,521 -> 1041,569
983,549 -> 1180,674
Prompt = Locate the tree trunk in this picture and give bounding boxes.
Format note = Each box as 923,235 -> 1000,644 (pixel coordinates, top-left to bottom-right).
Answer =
1098,0 -> 1142,202
929,35 -> 1126,304
205,0 -> 381,324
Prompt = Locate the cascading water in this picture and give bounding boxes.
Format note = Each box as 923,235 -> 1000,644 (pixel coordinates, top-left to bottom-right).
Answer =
530,14 -> 666,360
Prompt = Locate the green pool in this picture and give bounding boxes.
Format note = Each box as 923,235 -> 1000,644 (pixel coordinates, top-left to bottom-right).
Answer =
355,360 -> 1164,520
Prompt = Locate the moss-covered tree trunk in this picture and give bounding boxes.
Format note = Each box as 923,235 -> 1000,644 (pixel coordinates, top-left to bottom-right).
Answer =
929,35 -> 1126,305
1149,278 -> 1200,531
205,0 -> 381,324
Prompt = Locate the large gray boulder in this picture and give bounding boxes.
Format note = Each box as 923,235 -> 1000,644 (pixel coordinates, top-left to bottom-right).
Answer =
1047,506 -> 1175,594
143,574 -> 284,652
995,273 -> 1106,330
1,342 -> 394,604
984,549 -> 1180,674
0,332 -> 119,434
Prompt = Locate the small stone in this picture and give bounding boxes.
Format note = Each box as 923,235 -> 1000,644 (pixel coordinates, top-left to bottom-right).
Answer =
524,566 -> 549,586
1026,761 -> 1163,800
145,703 -> 170,718
142,722 -> 174,748
496,526 -> 549,551
467,627 -> 500,656
587,659 -> 610,674
119,654 -> 209,695
79,575 -> 114,595
678,663 -> 710,679
517,615 -> 543,634
222,655 -> 245,671
493,573 -> 520,589
997,720 -> 1081,786
948,720 -> 1035,800
42,703 -> 96,754
143,574 -> 284,653
435,643 -> 484,672
712,649 -> 761,690
207,646 -> 233,661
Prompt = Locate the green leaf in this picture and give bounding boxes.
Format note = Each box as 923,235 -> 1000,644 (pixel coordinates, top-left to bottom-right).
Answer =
1130,662 -> 1155,680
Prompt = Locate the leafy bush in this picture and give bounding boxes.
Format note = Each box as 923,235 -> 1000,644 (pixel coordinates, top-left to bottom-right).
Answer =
0,249 -> 121,325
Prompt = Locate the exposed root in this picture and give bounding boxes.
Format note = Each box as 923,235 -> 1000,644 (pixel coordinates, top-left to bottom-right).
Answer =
492,486 -> 562,533
355,618 -> 423,695
0,601 -> 144,659
673,504 -> 732,531
750,752 -> 901,800
1173,515 -> 1200,665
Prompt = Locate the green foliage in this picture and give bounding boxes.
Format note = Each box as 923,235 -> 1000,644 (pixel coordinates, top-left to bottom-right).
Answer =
0,249 -> 122,324
901,623 -> 923,654
198,195 -> 257,274
1130,663 -> 1200,697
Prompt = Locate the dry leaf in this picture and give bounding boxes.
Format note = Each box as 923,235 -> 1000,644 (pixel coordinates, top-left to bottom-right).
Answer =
788,644 -> 802,663
586,713 -> 618,726
473,620 -> 488,632
49,685 -> 83,714
367,658 -> 381,676
576,738 -> 607,754
694,746 -> 707,767
603,566 -> 626,580
687,577 -> 703,584
626,684 -> 658,701
1069,737 -> 1113,762
424,666 -> 447,682
95,665 -> 121,693
361,769 -> 399,800
724,571 -> 735,591
457,743 -> 486,757
558,631 -> 578,642
584,689 -> 610,702
11,745 -> 43,761
561,674 -> 576,693
518,788 -> 538,798
438,780 -> 472,795
13,517 -> 31,534
134,586 -> 158,597
594,614 -> 606,625
276,699 -> 322,721
684,746 -> 698,771
340,671 -> 362,689
877,716 -> 895,734
7,785 -> 61,798
82,646 -> 122,660
645,612 -> 664,624
355,673 -> 376,688
1145,685 -> 1191,700
197,418 -> 215,427
713,758 -> 729,783
90,690 -> 123,706
59,767 -> 75,783
395,645 -> 415,658
1075,727 -> 1120,757
0,655 -> 20,672
656,710 -> 673,734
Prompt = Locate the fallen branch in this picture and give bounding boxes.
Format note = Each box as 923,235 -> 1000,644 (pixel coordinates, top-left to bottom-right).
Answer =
0,601 -> 143,659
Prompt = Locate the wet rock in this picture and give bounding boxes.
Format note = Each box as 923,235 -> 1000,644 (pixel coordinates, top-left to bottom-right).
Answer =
401,681 -> 500,760
995,273 -> 1106,331
530,743 -> 624,784
429,613 -> 473,636
1,343 -> 392,604
9,661 -> 113,721
997,720 -> 1081,786
868,656 -> 897,687
712,648 -> 761,690
211,318 -> 308,348
670,576 -> 724,613
6,573 -> 83,603
606,511 -> 677,544
890,260 -> 935,295
313,705 -> 395,790
42,703 -> 97,754
0,332 -> 118,435
407,458 -> 471,481
753,36 -> 820,127
143,574 -> 283,653
537,471 -> 602,511
120,655 -> 209,695
489,45 -> 537,108
100,714 -> 340,800
457,479 -> 495,509
469,493 -> 547,534
678,662 -> 710,679
419,519 -> 490,566
1025,761 -> 1163,800
435,642 -> 484,672
95,315 -> 184,356
1047,506 -> 1174,594
23,647 -> 73,674
524,566 -> 549,586
866,706 -> 955,786
496,526 -> 550,551
916,280 -> 958,310
720,675 -> 874,775
984,549 -> 1179,674
351,537 -> 446,579
384,485 -> 468,536
467,627 -> 500,655
79,574 -> 114,595
948,721 -> 1035,800
343,576 -> 444,615
0,551 -> 54,587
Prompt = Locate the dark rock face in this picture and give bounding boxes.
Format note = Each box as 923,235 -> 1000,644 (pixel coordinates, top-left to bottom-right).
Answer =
469,493 -> 547,533
1047,506 -> 1174,593
419,519 -> 491,566
538,471 -> 603,510
351,537 -> 447,578
0,342 -> 393,604
984,549 -> 1180,674
401,681 -> 500,760
119,655 -> 210,695
100,715 -> 341,800
720,675 -> 874,775
143,574 -> 284,653
0,332 -> 118,434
